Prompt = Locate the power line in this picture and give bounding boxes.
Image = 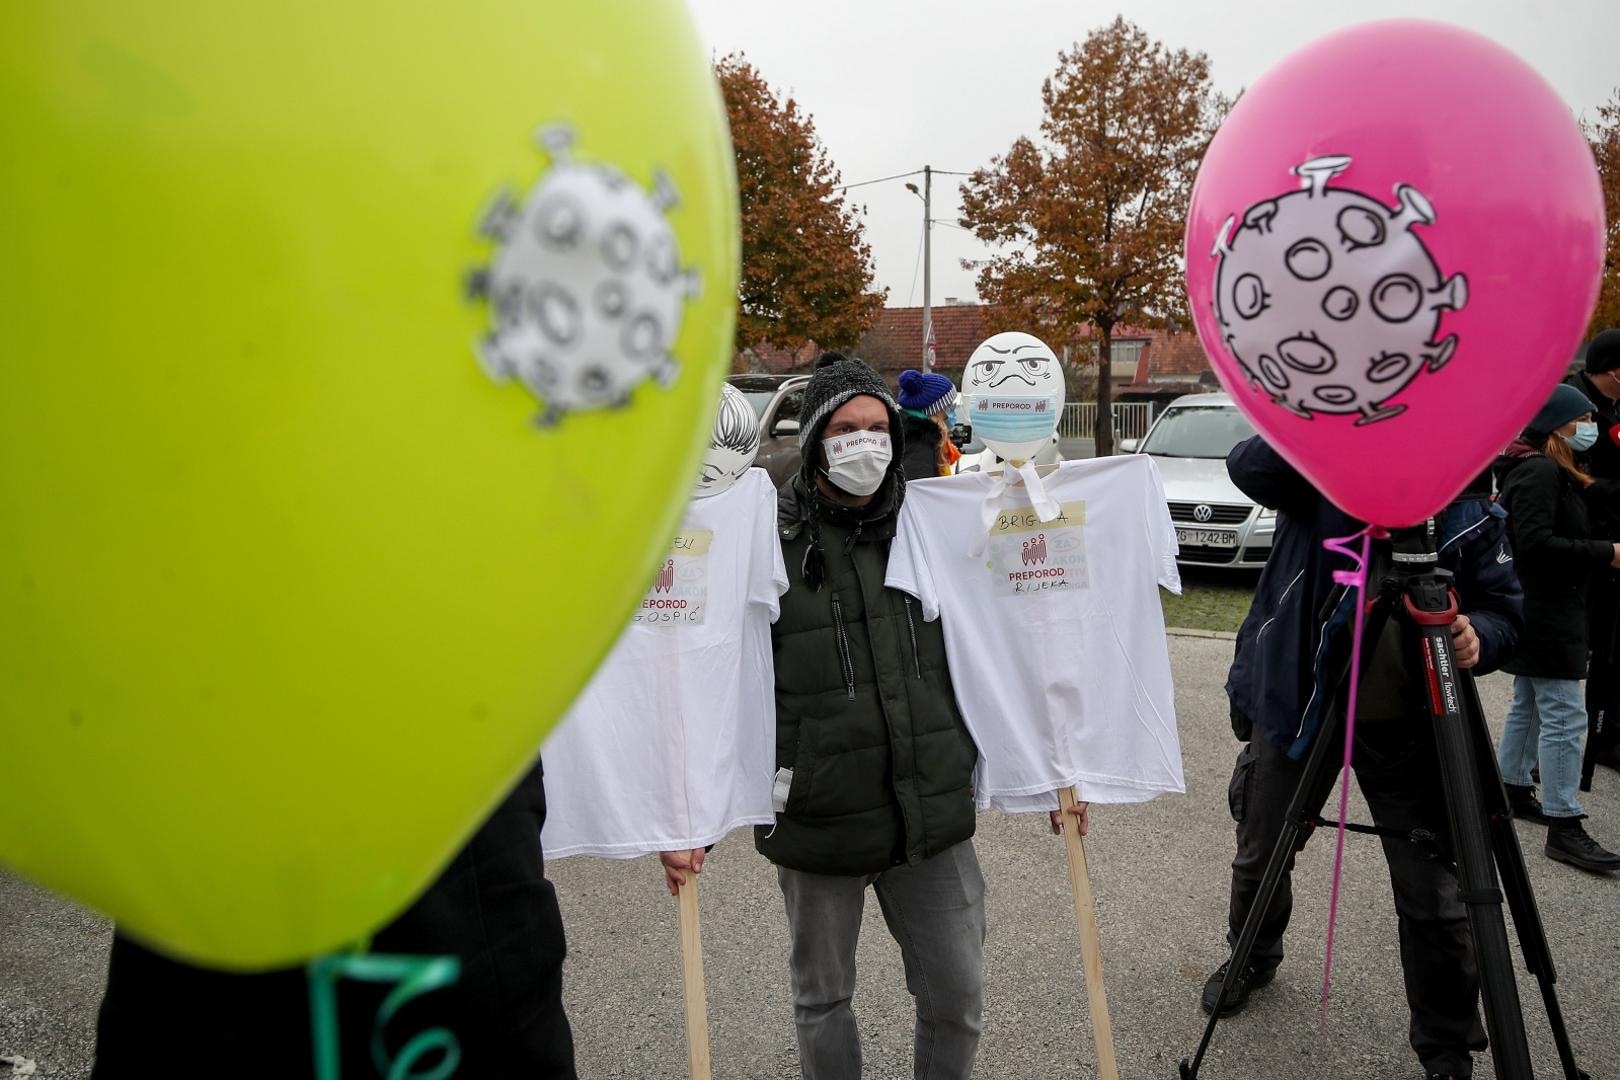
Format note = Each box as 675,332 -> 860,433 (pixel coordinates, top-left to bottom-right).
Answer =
836,167 -> 973,193
837,169 -> 923,193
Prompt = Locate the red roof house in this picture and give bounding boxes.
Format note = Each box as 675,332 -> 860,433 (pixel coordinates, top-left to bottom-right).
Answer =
735,302 -> 1216,398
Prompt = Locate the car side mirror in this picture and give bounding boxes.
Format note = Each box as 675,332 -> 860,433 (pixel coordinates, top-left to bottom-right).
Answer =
948,423 -> 972,449
1120,438 -> 1139,453
773,418 -> 800,438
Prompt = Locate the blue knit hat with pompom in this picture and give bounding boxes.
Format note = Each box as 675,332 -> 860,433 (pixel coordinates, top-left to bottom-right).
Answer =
897,369 -> 955,416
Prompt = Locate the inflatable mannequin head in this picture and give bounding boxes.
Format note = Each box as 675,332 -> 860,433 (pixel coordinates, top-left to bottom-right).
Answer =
694,383 -> 760,497
962,332 -> 1062,463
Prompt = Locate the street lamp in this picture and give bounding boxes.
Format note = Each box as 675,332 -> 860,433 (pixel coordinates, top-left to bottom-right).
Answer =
904,167 -> 933,369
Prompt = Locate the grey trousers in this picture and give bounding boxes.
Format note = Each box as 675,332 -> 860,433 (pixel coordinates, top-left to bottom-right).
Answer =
776,840 -> 987,1080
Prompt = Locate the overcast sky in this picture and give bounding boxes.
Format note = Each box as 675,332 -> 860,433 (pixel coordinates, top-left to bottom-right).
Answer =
688,0 -> 1619,307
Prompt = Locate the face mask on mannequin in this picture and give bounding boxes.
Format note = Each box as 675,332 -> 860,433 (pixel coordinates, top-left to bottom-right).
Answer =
962,331 -> 1061,463
821,430 -> 892,496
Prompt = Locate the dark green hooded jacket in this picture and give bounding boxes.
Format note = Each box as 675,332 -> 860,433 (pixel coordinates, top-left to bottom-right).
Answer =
754,476 -> 978,875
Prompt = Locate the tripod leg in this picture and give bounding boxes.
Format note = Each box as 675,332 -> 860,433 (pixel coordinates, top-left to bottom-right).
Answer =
1413,618 -> 1535,1080
1180,709 -> 1345,1080
1463,675 -> 1588,1080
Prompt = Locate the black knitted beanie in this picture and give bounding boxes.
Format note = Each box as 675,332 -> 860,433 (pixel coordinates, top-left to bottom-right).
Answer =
798,351 -> 900,452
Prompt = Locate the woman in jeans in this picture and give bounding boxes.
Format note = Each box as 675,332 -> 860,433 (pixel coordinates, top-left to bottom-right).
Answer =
1495,383 -> 1620,872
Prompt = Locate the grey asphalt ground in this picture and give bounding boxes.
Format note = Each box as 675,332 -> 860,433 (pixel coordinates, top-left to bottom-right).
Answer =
4,635 -> 1619,1079
1059,438 -> 1096,460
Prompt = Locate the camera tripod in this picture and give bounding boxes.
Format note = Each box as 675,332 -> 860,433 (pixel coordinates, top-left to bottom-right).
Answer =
1180,523 -> 1587,1080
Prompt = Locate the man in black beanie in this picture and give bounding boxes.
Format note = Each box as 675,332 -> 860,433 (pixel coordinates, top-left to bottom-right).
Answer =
750,351 -> 986,1079
1565,327 -> 1620,779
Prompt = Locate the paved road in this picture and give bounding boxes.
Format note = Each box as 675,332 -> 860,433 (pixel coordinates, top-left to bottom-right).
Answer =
4,636 -> 1618,1078
1059,437 -> 1095,459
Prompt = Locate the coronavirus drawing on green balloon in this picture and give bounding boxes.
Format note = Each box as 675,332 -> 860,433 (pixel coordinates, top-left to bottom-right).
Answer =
1210,154 -> 1468,426
468,125 -> 701,427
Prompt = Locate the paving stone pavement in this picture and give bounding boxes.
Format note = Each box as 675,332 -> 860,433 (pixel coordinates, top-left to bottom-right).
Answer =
4,635 -> 1618,1078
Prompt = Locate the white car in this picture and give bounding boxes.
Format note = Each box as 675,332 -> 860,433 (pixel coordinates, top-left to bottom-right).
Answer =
1125,393 -> 1274,569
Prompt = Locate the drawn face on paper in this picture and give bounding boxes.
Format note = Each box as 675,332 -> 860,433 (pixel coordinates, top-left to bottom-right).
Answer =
693,383 -> 760,497
963,332 -> 1061,462
963,332 -> 1061,396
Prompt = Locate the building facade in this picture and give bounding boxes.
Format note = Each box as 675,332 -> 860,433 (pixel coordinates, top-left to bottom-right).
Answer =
737,302 -> 1215,406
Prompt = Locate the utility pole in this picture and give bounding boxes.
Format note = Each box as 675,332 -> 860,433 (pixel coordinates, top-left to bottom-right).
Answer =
922,164 -> 932,369
907,166 -> 935,369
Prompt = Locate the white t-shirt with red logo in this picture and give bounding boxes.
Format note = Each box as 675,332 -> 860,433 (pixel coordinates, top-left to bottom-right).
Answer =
541,467 -> 788,857
886,454 -> 1185,810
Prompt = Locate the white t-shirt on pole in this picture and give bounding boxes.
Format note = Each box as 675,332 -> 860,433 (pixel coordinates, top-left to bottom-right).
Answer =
886,454 -> 1185,811
541,467 -> 788,858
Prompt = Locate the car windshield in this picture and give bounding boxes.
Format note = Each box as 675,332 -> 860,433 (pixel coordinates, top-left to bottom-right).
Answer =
1139,406 -> 1256,459
738,391 -> 775,418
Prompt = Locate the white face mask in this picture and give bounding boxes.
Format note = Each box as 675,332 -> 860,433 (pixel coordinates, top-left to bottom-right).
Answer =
821,430 -> 893,496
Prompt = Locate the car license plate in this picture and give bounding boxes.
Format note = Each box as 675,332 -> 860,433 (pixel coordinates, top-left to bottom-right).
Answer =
1176,528 -> 1237,548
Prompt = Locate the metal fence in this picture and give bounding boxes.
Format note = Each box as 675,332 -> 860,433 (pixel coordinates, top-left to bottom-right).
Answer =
1059,402 -> 1154,442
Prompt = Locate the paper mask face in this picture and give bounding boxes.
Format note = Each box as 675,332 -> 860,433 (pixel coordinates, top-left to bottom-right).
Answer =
963,332 -> 1062,462
694,383 -> 760,497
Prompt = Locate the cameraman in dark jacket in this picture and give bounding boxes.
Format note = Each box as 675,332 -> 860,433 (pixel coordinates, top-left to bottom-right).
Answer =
1204,436 -> 1522,1080
754,353 -> 985,1080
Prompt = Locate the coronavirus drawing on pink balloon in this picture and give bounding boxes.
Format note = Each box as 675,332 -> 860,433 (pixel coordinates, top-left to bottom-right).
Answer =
1210,155 -> 1468,425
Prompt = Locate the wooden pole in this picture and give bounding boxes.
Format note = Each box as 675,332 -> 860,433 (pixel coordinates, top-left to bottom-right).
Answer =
676,854 -> 712,1080
1058,785 -> 1119,1080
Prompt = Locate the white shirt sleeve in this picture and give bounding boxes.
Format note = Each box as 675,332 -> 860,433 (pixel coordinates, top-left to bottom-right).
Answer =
885,496 -> 942,622
746,471 -> 789,620
1142,457 -> 1183,595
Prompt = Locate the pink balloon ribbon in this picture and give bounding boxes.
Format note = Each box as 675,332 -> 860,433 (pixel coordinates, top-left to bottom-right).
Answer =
1313,524 -> 1387,1070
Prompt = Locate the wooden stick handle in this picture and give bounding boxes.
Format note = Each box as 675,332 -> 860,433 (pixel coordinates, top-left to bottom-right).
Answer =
676,854 -> 712,1080
1059,786 -> 1119,1080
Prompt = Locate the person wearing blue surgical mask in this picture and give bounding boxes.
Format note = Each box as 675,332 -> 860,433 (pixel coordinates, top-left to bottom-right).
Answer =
1494,382 -> 1620,873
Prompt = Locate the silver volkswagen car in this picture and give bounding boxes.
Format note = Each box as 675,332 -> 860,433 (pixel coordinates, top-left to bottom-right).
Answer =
1126,393 -> 1274,569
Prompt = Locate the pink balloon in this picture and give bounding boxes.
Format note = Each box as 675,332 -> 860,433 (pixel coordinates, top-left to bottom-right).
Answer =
1185,20 -> 1605,527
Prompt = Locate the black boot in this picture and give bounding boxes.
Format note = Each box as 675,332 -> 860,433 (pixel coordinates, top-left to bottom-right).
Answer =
1504,783 -> 1551,825
1545,817 -> 1620,873
1200,959 -> 1276,1017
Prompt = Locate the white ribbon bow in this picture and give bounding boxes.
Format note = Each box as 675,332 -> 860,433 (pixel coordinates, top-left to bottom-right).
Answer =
970,459 -> 1062,558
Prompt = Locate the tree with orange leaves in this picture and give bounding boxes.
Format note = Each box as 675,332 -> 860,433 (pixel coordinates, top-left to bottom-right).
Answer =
1588,91 -> 1620,337
716,54 -> 885,369
960,18 -> 1225,455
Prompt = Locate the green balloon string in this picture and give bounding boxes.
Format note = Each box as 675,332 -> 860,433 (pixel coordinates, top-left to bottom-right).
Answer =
307,947 -> 462,1080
